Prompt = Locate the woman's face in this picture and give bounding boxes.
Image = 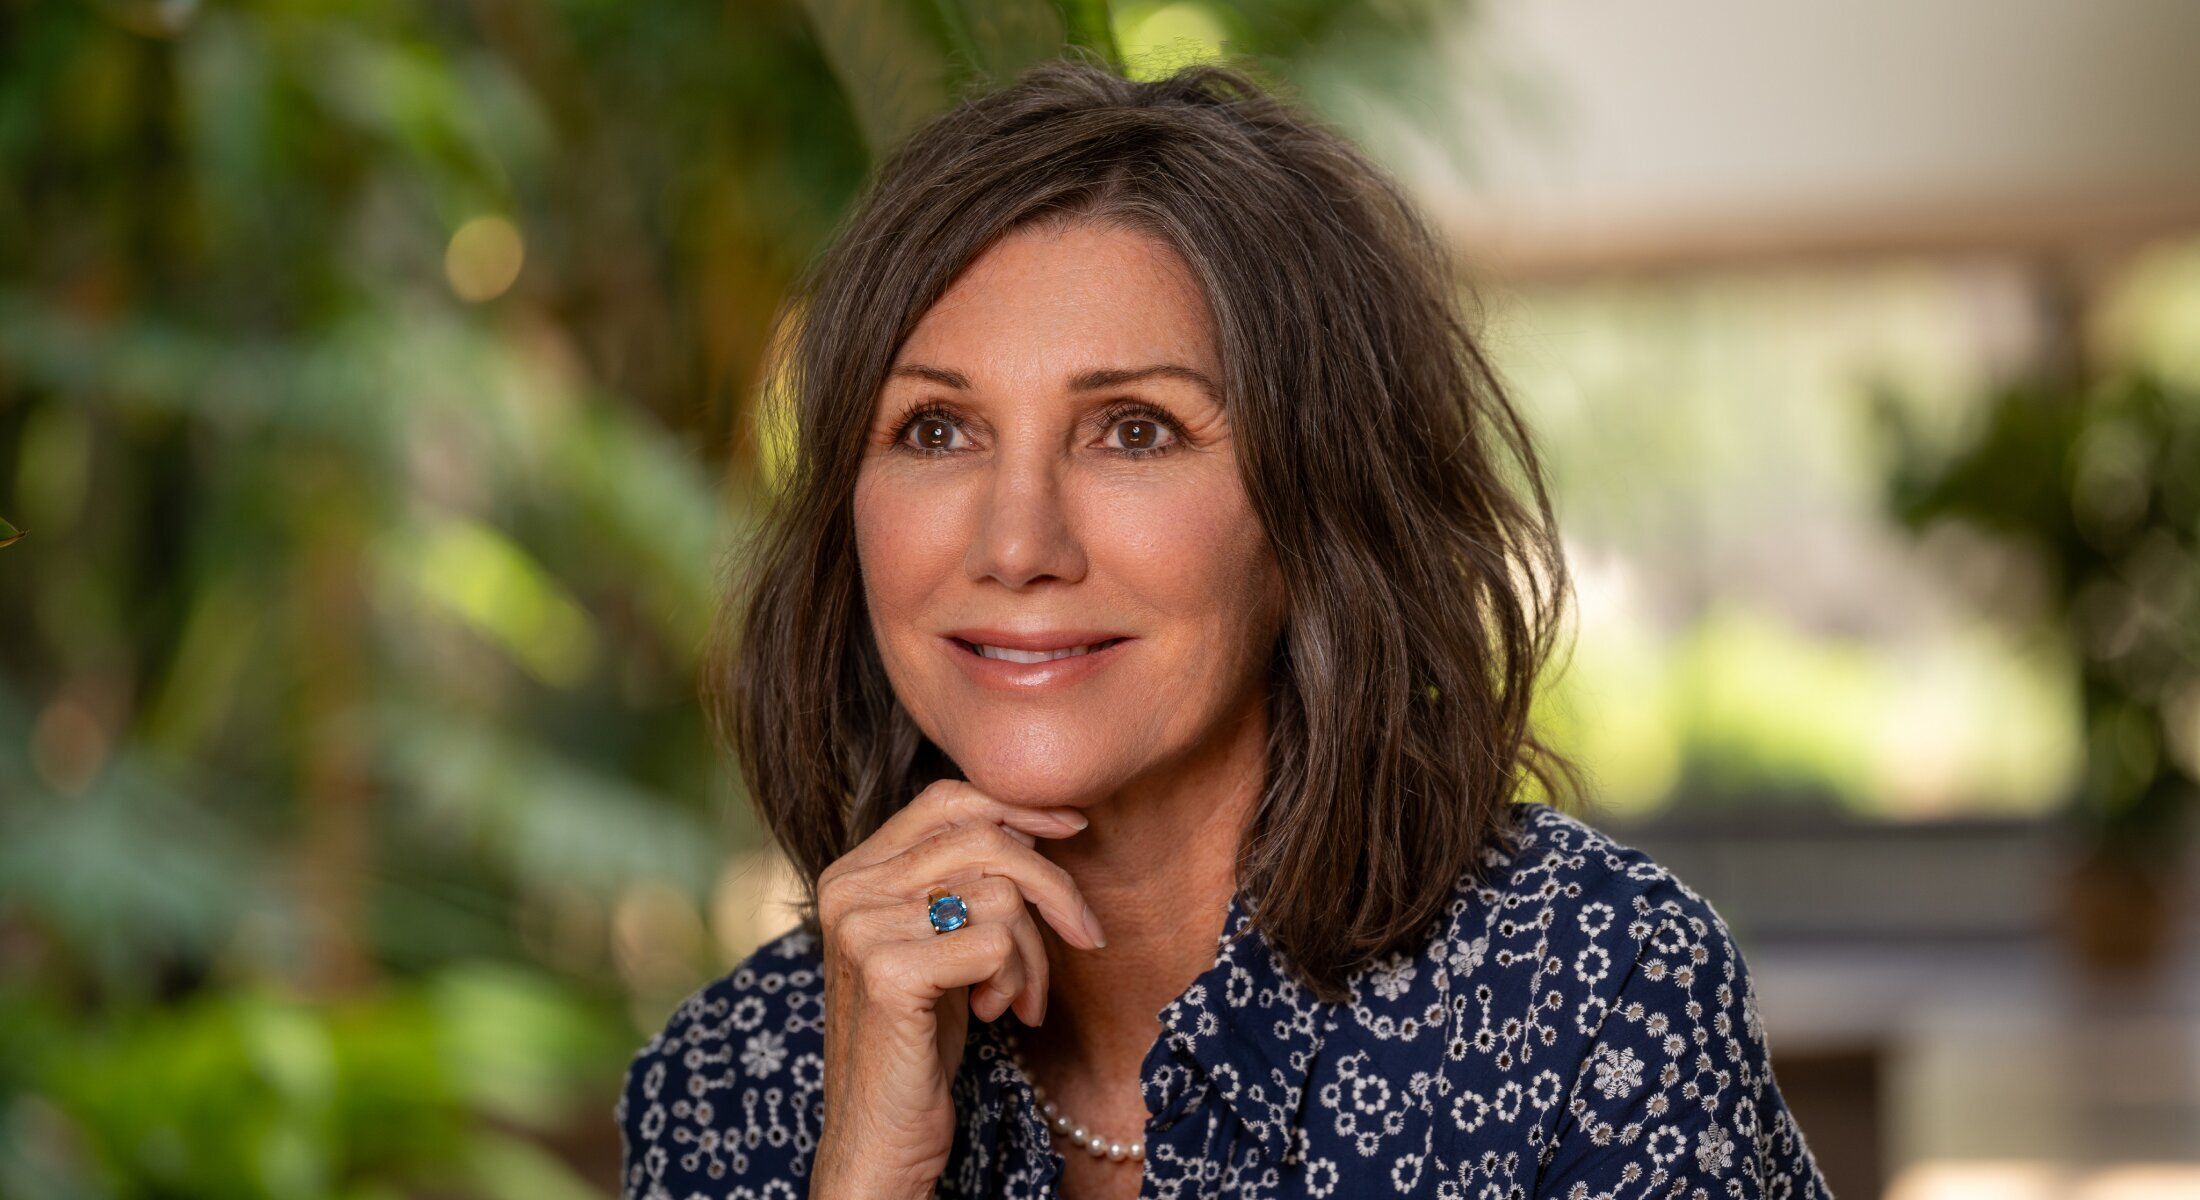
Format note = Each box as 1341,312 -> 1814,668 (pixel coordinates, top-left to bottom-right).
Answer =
853,219 -> 1286,809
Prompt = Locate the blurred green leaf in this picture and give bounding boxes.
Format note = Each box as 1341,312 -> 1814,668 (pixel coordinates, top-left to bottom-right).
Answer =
0,1 -> 1492,1194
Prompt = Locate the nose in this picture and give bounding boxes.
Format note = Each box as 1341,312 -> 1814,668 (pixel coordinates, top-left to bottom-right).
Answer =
963,440 -> 1087,590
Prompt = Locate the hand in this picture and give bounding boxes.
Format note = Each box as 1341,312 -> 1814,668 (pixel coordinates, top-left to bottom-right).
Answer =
808,779 -> 1104,1199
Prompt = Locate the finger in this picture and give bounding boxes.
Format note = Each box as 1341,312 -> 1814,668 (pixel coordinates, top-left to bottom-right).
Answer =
888,821 -> 1104,951
839,780 -> 1085,874
1001,895 -> 1050,1026
956,875 -> 1049,1025
827,886 -> 925,962
970,928 -> 1027,1024
818,783 -> 1064,914
836,875 -> 1049,1024
863,920 -> 1017,1001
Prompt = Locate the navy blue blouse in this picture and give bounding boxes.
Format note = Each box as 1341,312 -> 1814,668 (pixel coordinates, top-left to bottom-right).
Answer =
616,801 -> 1833,1198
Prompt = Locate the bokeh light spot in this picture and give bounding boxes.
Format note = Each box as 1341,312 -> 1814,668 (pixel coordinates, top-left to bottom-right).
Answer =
1116,2 -> 1230,81
445,215 -> 525,303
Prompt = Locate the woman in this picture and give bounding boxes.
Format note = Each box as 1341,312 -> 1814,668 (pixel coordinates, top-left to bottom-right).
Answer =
618,56 -> 1831,1200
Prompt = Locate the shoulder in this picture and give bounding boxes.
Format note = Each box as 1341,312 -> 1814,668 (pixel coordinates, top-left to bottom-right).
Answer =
614,925 -> 827,1198
1466,804 -> 1829,1197
1426,799 -> 1742,987
1470,800 -> 1764,1057
1460,799 -> 1738,968
1316,803 -> 1831,1194
1334,800 -> 1753,1060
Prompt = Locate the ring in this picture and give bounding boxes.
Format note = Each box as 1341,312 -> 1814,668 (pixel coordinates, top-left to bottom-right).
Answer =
926,886 -> 970,934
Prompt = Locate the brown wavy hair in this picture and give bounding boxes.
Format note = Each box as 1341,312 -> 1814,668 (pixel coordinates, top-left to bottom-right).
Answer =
703,54 -> 1584,1002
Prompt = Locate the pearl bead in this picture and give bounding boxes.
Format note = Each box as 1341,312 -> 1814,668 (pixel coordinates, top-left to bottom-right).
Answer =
1009,1038 -> 1140,1167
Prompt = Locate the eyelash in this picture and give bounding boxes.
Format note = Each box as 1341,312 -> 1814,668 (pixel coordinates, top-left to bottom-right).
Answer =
887,399 -> 1186,460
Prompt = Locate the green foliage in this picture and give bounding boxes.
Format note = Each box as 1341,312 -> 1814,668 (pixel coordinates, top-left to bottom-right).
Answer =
0,964 -> 625,1200
1871,367 -> 2200,856
799,0 -> 1124,155
0,0 -> 1481,1194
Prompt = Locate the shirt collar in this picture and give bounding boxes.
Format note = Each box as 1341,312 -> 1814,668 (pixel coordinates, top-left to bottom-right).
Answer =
966,889 -> 1337,1171
1140,889 -> 1335,1164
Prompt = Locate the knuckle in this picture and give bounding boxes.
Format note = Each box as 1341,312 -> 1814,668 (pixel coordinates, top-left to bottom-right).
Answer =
947,820 -> 995,852
916,778 -> 956,801
974,874 -> 1021,907
919,778 -> 975,813
821,910 -> 868,960
816,868 -> 870,924
976,820 -> 1023,853
941,779 -> 984,809
855,943 -> 904,991
816,880 -> 850,923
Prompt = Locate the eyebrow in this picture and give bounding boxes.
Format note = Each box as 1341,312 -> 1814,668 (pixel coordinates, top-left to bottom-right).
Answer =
887,362 -> 1222,403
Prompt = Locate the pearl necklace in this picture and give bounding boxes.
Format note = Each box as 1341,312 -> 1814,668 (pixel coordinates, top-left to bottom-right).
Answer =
1005,1036 -> 1145,1164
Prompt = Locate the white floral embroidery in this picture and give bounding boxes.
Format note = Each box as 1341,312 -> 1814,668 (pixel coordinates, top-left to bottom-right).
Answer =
1591,1045 -> 1643,1099
615,802 -> 1833,1199
740,1029 -> 787,1078
1368,954 -> 1417,1001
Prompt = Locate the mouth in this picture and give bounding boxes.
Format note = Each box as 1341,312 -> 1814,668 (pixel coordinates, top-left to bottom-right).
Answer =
949,636 -> 1131,664
939,629 -> 1135,691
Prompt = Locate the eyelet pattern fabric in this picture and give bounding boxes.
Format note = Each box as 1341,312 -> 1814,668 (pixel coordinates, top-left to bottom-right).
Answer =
615,801 -> 1834,1199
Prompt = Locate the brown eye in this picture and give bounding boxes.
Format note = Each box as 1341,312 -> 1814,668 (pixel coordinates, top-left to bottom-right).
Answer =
894,408 -> 970,454
1119,420 -> 1160,450
913,418 -> 954,450
1103,413 -> 1179,456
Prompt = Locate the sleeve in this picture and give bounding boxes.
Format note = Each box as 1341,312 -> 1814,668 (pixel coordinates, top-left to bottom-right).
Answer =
1535,879 -> 1833,1200
615,958 -> 826,1200
618,984 -> 728,1199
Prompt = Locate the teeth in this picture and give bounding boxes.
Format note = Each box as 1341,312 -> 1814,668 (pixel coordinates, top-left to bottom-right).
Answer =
971,639 -> 1118,664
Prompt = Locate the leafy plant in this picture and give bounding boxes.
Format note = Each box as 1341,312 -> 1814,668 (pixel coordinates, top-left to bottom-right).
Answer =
1871,364 -> 2200,965
1,0 -> 1489,1194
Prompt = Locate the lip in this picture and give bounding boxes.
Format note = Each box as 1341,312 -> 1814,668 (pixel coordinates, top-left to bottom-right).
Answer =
941,629 -> 1134,692
943,628 -> 1130,653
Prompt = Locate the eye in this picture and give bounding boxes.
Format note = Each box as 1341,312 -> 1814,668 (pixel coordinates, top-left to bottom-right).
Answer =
1097,403 -> 1184,458
885,399 -> 1187,459
891,403 -> 971,455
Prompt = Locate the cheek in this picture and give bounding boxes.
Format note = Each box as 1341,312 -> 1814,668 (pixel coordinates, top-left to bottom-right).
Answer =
1099,473 -> 1280,647
851,470 -> 957,642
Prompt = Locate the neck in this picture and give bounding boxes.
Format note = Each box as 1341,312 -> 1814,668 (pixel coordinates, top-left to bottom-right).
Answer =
1015,689 -> 1269,1098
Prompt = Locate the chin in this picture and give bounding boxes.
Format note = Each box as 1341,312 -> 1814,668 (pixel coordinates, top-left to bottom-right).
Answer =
944,739 -> 1123,808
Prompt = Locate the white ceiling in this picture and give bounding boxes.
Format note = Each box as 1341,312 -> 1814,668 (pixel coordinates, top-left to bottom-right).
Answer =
1406,0 -> 2200,273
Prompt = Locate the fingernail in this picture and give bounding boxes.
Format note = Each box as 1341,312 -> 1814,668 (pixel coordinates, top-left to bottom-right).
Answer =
1081,905 -> 1107,948
1056,809 -> 1089,831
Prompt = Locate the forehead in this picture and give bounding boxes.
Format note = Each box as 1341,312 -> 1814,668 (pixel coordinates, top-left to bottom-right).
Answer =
892,220 -> 1220,378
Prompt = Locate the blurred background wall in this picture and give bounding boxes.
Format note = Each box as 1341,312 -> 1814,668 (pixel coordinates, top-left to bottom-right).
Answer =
3,1 -> 2197,1197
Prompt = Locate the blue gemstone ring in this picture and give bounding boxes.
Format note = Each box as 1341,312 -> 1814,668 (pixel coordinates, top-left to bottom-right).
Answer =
926,887 -> 970,935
